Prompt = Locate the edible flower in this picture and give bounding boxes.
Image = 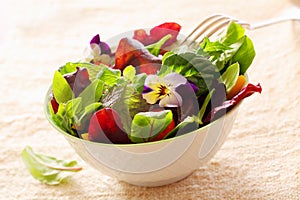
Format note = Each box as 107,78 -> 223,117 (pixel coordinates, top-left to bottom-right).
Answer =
85,34 -> 112,65
90,34 -> 111,55
142,72 -> 187,107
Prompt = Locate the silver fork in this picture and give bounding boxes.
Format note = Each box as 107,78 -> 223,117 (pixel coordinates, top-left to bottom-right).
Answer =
182,9 -> 300,46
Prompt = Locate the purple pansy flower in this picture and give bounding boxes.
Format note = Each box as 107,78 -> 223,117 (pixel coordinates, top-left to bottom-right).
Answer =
85,34 -> 113,65
142,73 -> 187,107
90,34 -> 111,55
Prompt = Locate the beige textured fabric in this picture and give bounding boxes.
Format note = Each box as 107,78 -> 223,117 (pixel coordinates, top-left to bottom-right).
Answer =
1,0 -> 299,199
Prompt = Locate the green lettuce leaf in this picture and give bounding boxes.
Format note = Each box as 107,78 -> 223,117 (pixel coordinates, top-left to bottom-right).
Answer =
21,146 -> 82,185
231,36 -> 255,74
59,62 -> 107,81
130,110 -> 173,143
123,65 -> 136,81
52,70 -> 74,104
159,51 -> 220,96
132,73 -> 147,93
78,79 -> 104,107
219,21 -> 245,45
51,98 -> 82,136
97,66 -> 121,86
200,21 -> 255,75
219,62 -> 240,93
198,88 -> 215,124
102,82 -> 150,133
164,115 -> 198,139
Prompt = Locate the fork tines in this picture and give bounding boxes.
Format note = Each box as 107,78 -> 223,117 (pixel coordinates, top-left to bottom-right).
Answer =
182,14 -> 249,46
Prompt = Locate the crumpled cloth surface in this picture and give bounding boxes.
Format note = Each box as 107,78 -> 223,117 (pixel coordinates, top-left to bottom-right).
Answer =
0,0 -> 299,199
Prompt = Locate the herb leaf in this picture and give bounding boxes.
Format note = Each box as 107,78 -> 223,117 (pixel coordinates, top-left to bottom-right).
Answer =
200,21 -> 255,75
21,146 -> 82,185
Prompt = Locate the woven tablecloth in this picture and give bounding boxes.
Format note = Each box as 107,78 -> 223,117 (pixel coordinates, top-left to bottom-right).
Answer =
0,0 -> 299,199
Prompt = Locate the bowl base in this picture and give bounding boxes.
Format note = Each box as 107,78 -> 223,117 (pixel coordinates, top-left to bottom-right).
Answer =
120,171 -> 194,187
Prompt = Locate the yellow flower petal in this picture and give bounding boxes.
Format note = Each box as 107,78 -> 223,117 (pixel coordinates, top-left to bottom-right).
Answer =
142,91 -> 160,104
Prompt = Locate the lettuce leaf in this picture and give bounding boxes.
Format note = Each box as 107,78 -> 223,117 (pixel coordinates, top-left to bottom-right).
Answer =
102,82 -> 150,133
159,51 -> 220,96
200,21 -> 255,75
22,146 -> 82,185
130,110 -> 173,143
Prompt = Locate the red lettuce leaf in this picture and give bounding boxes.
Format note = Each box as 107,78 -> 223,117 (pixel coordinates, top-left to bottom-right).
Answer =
50,95 -> 59,114
203,83 -> 262,123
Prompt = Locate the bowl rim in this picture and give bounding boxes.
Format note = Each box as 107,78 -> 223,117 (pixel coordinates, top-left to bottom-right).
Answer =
44,86 -> 242,148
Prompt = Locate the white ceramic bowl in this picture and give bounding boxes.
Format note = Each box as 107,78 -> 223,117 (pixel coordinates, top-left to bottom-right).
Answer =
44,88 -> 241,187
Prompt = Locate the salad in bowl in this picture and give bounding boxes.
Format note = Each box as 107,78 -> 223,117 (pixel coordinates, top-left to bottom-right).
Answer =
44,21 -> 262,186
47,21 -> 261,145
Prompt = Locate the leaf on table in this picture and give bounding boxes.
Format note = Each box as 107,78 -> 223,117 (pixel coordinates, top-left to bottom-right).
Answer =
21,146 -> 82,185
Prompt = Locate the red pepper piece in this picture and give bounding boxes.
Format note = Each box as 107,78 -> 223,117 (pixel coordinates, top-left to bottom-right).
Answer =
88,108 -> 131,144
150,119 -> 176,142
133,22 -> 181,47
114,37 -> 161,74
150,22 -> 181,47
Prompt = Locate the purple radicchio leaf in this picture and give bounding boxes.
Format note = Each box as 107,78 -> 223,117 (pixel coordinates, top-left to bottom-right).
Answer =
64,67 -> 91,97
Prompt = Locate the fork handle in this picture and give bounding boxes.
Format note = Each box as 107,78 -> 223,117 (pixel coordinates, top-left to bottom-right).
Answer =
247,16 -> 300,30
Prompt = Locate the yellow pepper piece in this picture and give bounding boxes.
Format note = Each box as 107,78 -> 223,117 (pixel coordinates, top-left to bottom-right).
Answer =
227,75 -> 247,99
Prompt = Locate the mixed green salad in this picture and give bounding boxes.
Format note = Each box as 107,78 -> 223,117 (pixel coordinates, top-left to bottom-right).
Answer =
48,21 -> 262,144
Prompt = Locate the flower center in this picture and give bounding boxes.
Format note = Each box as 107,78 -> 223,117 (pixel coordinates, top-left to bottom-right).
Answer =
157,84 -> 169,97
